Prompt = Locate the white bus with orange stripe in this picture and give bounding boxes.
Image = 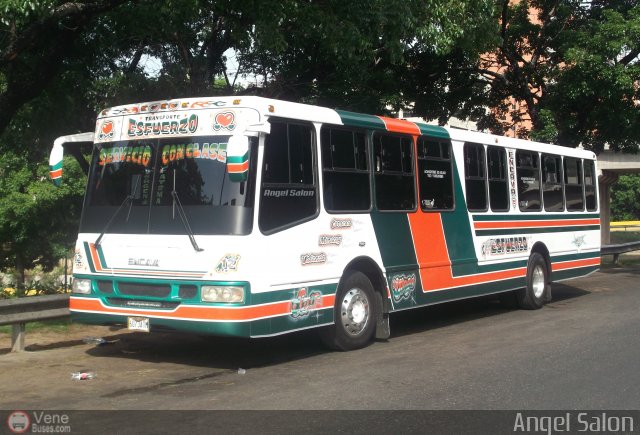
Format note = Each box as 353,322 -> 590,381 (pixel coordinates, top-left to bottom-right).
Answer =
50,96 -> 599,350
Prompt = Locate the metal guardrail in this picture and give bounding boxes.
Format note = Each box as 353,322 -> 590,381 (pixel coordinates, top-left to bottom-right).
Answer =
610,221 -> 640,232
0,294 -> 70,352
601,241 -> 640,264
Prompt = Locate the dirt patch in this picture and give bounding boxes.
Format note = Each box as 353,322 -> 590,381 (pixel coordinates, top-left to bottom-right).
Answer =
0,324 -> 126,354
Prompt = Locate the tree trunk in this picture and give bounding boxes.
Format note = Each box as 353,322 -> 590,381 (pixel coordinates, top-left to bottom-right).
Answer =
14,255 -> 26,297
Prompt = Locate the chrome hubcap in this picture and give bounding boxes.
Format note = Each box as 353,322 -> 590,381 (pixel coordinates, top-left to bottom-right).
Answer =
341,288 -> 370,336
532,265 -> 546,298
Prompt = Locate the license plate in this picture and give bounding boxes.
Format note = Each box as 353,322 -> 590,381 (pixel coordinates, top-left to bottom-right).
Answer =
127,316 -> 150,332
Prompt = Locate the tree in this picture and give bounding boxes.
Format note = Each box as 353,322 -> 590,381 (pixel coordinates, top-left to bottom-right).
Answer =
0,151 -> 85,293
239,0 -> 498,114
545,1 -> 640,152
406,0 -> 640,152
611,174 -> 640,222
0,0 -> 134,136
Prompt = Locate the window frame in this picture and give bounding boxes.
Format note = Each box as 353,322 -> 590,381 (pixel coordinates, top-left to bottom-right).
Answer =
416,136 -> 455,212
486,145 -> 510,212
463,142 -> 488,212
372,131 -> 417,212
584,159 -> 598,212
258,118 -> 320,235
320,125 -> 373,214
563,156 -> 585,212
516,149 -> 542,212
541,153 -> 565,212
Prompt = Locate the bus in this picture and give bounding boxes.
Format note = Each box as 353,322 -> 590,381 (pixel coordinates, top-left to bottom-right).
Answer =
49,96 -> 600,350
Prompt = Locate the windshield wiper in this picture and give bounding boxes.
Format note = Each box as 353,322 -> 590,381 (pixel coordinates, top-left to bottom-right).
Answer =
171,190 -> 204,252
94,174 -> 140,247
94,194 -> 133,247
171,170 -> 203,252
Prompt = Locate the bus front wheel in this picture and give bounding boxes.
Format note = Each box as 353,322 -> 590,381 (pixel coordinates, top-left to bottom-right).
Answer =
320,270 -> 377,351
517,252 -> 549,310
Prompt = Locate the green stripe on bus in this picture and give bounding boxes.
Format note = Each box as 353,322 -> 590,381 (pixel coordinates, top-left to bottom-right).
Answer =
441,154 -> 479,277
336,110 -> 387,130
227,151 -> 248,164
83,244 -> 96,273
551,266 -> 599,282
472,213 -> 600,221
393,276 -> 526,310
475,225 -> 600,236
370,212 -> 418,272
414,122 -> 450,139
251,309 -> 333,337
71,312 -> 251,337
550,252 -> 600,262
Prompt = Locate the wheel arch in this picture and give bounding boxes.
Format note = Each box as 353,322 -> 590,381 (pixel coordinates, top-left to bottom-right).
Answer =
530,241 -> 551,280
342,256 -> 391,340
342,256 -> 389,311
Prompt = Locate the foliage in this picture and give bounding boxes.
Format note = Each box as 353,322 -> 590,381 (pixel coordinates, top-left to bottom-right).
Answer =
546,3 -> 640,152
0,150 -> 84,292
410,0 -> 640,151
611,174 -> 640,222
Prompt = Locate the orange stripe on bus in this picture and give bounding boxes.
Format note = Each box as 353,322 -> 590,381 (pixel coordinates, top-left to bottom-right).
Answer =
551,257 -> 600,271
408,211 -> 527,291
377,116 -> 421,136
88,243 -> 104,272
474,219 -> 600,229
228,161 -> 249,172
70,294 -> 336,322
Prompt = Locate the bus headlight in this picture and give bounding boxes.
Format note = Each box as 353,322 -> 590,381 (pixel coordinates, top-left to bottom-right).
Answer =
201,286 -> 244,303
72,278 -> 92,294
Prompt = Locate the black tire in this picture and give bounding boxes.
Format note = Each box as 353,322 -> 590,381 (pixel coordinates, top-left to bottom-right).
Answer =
319,271 -> 378,351
517,252 -> 549,310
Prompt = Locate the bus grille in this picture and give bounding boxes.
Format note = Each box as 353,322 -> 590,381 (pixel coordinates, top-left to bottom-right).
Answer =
178,285 -> 198,299
117,282 -> 171,298
96,280 -> 114,294
106,298 -> 179,309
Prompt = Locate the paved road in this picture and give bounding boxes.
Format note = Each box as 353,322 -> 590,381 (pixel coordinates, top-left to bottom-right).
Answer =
1,266 -> 639,413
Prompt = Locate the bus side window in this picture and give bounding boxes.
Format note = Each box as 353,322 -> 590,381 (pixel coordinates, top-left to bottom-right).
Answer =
516,150 -> 541,211
564,157 -> 584,211
542,154 -> 563,211
417,137 -> 454,211
259,119 -> 318,234
463,142 -> 487,211
320,127 -> 371,212
584,160 -> 598,211
373,133 -> 416,211
487,146 -> 509,211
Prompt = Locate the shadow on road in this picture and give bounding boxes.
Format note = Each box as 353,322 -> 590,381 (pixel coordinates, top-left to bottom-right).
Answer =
598,265 -> 640,275
76,281 -> 592,376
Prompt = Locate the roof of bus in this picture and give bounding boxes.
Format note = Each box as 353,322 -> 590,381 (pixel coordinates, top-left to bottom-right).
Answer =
444,127 -> 596,160
98,96 -> 595,159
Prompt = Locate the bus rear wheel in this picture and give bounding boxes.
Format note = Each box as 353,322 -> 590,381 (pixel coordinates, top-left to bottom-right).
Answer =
517,252 -> 549,310
320,271 -> 377,351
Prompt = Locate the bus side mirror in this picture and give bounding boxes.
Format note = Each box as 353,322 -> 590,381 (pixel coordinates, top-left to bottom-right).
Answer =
226,135 -> 250,182
49,132 -> 94,186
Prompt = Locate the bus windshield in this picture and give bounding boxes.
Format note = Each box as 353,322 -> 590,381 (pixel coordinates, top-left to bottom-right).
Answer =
80,135 -> 257,236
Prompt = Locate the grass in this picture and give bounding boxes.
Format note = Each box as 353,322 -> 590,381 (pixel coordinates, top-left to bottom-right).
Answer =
610,231 -> 640,244
0,318 -> 72,335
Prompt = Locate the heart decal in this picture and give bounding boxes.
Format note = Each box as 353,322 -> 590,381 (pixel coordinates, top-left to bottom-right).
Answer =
102,121 -> 113,135
213,111 -> 236,131
99,120 -> 115,139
